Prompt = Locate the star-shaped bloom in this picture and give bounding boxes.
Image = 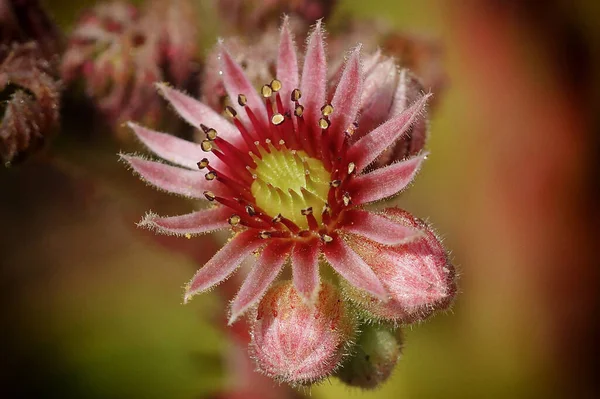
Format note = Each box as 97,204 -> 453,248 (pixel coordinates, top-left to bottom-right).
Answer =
122,18 -> 455,325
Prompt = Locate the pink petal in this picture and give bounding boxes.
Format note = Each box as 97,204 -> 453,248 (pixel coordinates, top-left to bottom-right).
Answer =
122,155 -> 223,199
155,82 -> 238,141
300,20 -> 327,129
137,206 -> 231,236
291,239 -> 321,304
128,122 -> 207,169
229,240 -> 293,324
330,45 -> 363,146
345,208 -> 456,322
348,93 -> 431,171
348,153 -> 427,205
219,43 -> 268,128
184,230 -> 264,302
276,16 -> 299,111
341,209 -> 422,245
322,236 -> 387,301
356,57 -> 397,136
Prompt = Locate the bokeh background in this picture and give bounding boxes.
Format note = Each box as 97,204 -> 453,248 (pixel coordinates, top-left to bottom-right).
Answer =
1,0 -> 599,398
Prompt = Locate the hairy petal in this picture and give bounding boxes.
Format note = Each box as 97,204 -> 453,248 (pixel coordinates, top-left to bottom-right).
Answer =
122,155 -> 224,199
184,230 -> 264,302
137,206 -> 232,236
229,240 -> 294,324
277,16 -> 299,111
323,236 -> 387,300
292,238 -> 321,304
155,82 -> 238,141
219,43 -> 268,127
348,154 -> 427,205
128,122 -> 209,169
300,20 -> 327,129
349,93 -> 431,170
341,209 -> 422,245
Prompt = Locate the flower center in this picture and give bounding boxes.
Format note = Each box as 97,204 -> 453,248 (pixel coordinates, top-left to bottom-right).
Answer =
250,144 -> 330,229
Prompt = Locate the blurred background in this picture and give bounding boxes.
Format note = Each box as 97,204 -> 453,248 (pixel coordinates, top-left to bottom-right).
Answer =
1,0 -> 599,398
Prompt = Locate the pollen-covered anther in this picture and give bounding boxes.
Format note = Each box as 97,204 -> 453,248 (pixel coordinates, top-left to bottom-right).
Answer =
205,171 -> 217,181
291,88 -> 302,101
261,84 -> 273,98
272,214 -> 282,223
228,214 -> 241,226
330,180 -> 341,188
321,103 -> 334,116
319,118 -> 330,130
271,113 -> 285,125
301,207 -> 313,216
246,204 -> 256,216
270,79 -> 282,92
203,191 -> 216,201
294,104 -> 304,117
205,128 -> 218,140
322,203 -> 331,214
347,162 -> 356,174
343,192 -> 352,206
197,158 -> 209,169
201,140 -> 213,152
345,122 -> 358,137
237,94 -> 247,106
259,231 -> 272,239
321,234 -> 334,243
225,105 -> 237,118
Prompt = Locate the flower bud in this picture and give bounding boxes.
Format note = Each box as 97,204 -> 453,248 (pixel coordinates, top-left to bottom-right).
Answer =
343,208 -> 457,324
250,280 -> 357,385
336,324 -> 403,389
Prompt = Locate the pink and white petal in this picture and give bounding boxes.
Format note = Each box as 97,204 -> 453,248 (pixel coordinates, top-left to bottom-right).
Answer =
128,122 -> 208,169
229,240 -> 293,324
348,93 -> 431,170
341,209 -> 422,245
219,43 -> 268,127
277,16 -> 299,111
356,58 -> 397,136
137,206 -> 232,236
330,45 -> 363,148
348,153 -> 427,205
184,230 -> 264,303
291,238 -> 321,304
300,20 -> 327,128
155,82 -> 238,141
322,236 -> 387,301
122,155 -> 224,199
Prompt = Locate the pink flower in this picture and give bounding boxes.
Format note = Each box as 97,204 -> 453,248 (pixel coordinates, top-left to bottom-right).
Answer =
250,280 -> 356,384
122,18 -> 455,325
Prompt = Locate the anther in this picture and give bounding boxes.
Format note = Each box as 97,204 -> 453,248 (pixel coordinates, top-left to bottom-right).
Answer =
321,234 -> 333,243
203,191 -> 216,201
261,84 -> 273,98
270,79 -> 282,92
201,140 -> 213,152
259,231 -> 272,239
245,204 -> 256,216
321,103 -> 334,116
301,207 -> 313,216
345,122 -> 358,137
205,171 -> 217,181
271,113 -> 285,125
200,123 -> 209,133
228,214 -> 241,226
225,106 -> 237,118
322,203 -> 331,214
347,162 -> 356,174
272,214 -> 282,223
291,88 -> 302,101
343,192 -> 351,206
330,180 -> 341,188
205,128 -> 218,140
294,104 -> 304,117
237,94 -> 247,106
319,117 -> 330,130
197,158 -> 209,169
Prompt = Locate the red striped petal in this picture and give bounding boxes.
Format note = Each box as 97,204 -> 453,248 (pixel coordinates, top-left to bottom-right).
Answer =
341,209 -> 422,245
137,206 -> 231,236
277,16 -> 299,112
291,238 -> 321,304
300,20 -> 327,129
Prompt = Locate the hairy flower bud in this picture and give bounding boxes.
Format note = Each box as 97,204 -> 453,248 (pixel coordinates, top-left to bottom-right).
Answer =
343,208 -> 457,324
250,281 -> 357,385
336,323 -> 403,389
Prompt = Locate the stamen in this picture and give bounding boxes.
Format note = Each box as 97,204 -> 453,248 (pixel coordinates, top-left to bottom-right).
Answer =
197,158 -> 209,169
201,140 -> 213,152
237,94 -> 247,106
259,231 -> 272,239
294,104 -> 304,117
205,128 -> 218,140
261,84 -> 273,98
228,214 -> 241,226
272,214 -> 282,223
245,204 -> 256,216
205,171 -> 217,181
321,103 -> 334,116
301,207 -> 313,216
319,118 -> 330,130
321,234 -> 333,243
270,79 -> 282,92
224,105 -> 237,118
291,88 -> 302,101
204,191 -> 216,201
271,113 -> 285,125
343,192 -> 351,206
347,162 -> 356,174
330,180 -> 341,188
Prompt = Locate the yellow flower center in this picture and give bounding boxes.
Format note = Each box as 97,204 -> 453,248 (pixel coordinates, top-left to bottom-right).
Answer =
250,144 -> 330,229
